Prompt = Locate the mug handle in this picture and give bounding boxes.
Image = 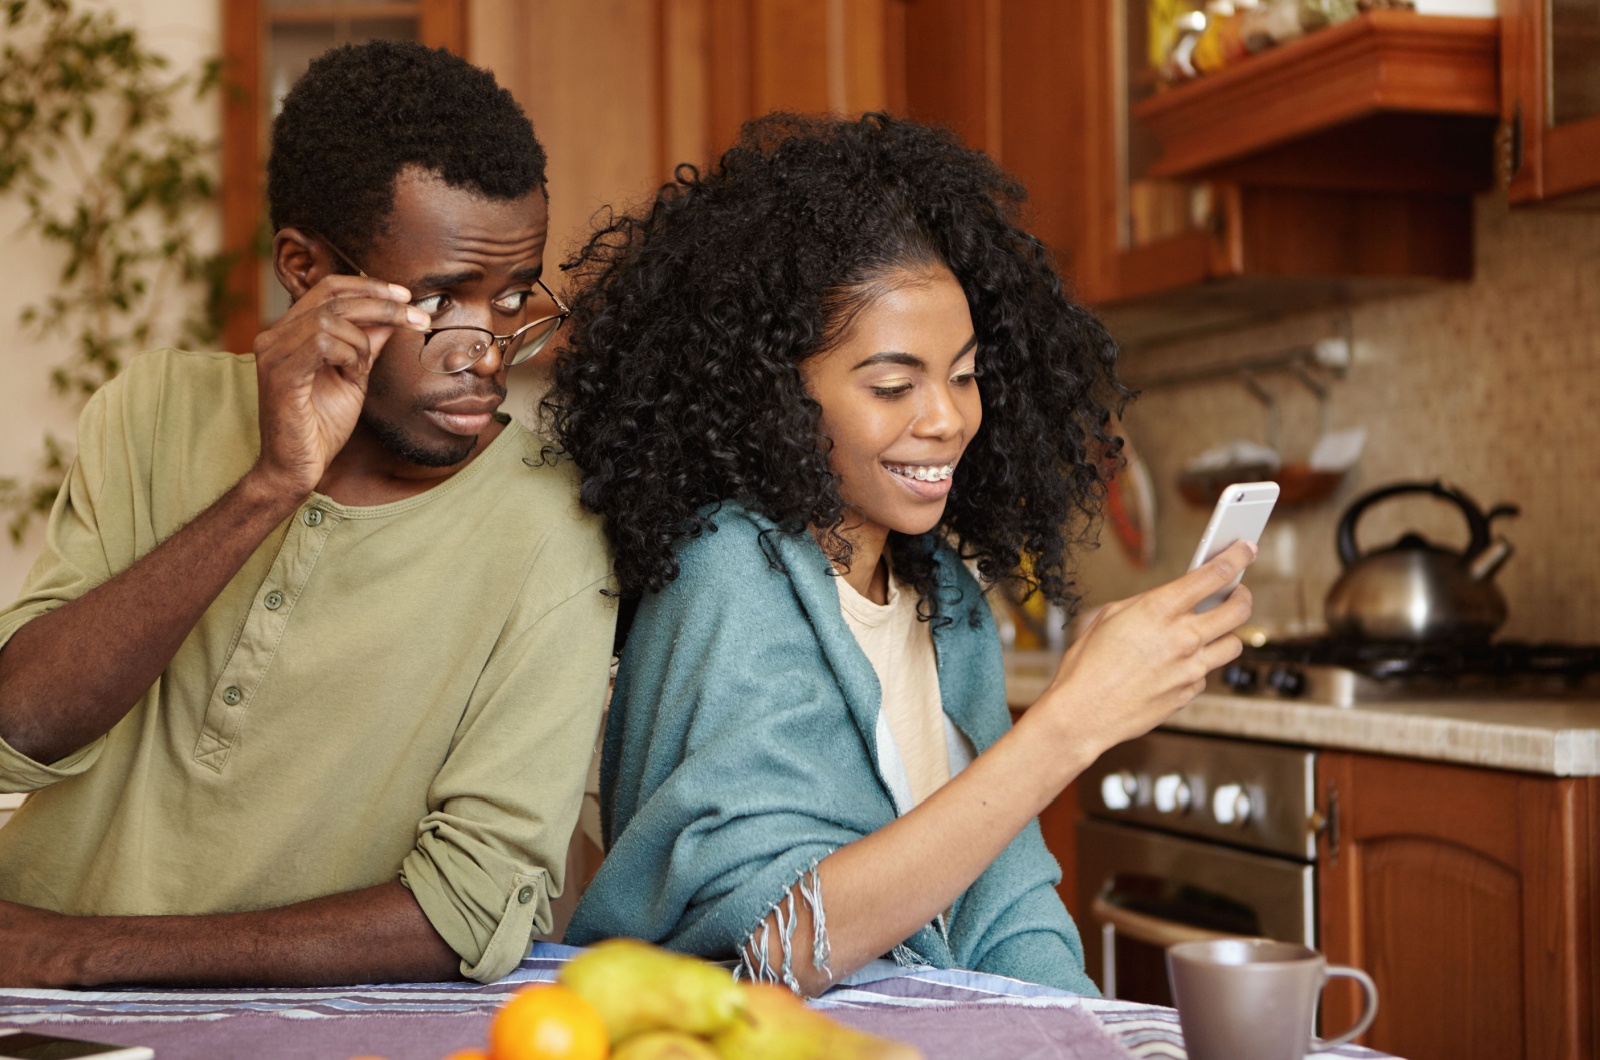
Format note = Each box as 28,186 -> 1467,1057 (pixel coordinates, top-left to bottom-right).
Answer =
1311,965 -> 1379,1052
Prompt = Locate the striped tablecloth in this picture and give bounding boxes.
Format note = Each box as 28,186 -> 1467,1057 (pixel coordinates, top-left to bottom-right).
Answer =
0,943 -> 1393,1060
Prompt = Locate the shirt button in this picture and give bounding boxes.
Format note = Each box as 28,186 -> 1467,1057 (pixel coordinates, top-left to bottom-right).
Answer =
302,508 -> 324,527
222,686 -> 243,705
517,885 -> 536,905
263,590 -> 284,610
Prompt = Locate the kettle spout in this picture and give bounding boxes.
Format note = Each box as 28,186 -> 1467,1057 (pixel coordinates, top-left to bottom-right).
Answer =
1469,536 -> 1514,582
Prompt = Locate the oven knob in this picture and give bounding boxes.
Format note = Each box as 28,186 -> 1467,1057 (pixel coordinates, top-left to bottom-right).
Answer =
1100,770 -> 1136,811
1152,773 -> 1192,814
1266,665 -> 1307,698
1221,662 -> 1258,692
1212,783 -> 1253,826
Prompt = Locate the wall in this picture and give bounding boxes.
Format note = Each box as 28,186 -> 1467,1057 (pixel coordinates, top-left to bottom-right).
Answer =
1076,195 -> 1600,643
0,0 -> 219,602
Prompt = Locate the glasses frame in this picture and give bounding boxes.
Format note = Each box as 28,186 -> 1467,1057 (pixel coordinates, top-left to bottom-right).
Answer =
306,230 -> 570,375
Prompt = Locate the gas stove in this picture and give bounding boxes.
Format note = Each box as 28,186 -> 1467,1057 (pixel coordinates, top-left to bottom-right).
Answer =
1210,638 -> 1600,707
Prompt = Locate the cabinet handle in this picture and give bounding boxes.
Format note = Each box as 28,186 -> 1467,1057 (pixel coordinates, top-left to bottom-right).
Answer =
1326,783 -> 1341,865
1497,105 -> 1523,189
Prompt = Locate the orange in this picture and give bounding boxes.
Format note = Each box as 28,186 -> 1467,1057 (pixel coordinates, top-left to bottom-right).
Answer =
489,984 -> 610,1060
441,1052 -> 492,1060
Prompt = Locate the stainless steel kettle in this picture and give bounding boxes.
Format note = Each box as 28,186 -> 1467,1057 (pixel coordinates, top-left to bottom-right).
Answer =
1324,480 -> 1519,642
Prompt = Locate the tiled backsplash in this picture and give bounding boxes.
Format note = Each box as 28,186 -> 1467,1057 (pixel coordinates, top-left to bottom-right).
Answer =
1074,196 -> 1600,643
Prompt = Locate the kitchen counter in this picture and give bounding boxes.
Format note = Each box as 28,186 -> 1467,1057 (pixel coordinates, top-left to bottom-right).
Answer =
1004,651 -> 1600,777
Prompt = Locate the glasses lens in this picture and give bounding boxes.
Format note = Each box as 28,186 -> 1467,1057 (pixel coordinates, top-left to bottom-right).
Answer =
421,327 -> 495,374
505,318 -> 563,366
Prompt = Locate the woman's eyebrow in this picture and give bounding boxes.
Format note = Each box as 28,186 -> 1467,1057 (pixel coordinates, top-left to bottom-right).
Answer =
852,334 -> 978,371
853,350 -> 924,370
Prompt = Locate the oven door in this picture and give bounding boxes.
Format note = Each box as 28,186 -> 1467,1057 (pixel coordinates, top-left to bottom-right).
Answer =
1077,817 -> 1315,1004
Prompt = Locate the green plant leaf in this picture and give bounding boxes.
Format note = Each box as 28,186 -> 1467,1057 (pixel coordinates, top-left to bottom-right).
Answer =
1,0 -> 223,542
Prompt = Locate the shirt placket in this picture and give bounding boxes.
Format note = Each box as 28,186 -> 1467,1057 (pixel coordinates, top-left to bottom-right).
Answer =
194,501 -> 340,772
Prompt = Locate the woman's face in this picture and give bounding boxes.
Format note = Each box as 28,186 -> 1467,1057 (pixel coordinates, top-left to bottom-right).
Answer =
801,266 -> 981,547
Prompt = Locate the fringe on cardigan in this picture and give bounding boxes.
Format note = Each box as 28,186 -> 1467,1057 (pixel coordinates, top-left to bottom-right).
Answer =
735,860 -> 832,991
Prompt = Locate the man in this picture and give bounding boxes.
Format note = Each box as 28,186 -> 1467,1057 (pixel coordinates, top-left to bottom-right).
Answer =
0,41 -> 615,987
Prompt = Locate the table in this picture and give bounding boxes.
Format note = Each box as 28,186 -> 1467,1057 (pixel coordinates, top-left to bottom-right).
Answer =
0,944 -> 1393,1059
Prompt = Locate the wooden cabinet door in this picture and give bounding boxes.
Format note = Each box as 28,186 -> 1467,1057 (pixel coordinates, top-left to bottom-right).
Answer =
1317,752 -> 1598,1060
1502,0 -> 1600,203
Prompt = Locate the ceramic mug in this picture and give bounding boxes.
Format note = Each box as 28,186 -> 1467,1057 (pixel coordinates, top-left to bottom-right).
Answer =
1166,938 -> 1379,1060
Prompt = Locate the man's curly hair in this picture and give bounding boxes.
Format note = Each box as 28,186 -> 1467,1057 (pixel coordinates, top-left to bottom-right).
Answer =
545,112 -> 1128,621
268,40 -> 546,256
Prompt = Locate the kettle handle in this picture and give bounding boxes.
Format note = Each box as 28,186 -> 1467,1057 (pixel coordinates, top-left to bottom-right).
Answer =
1335,480 -> 1493,568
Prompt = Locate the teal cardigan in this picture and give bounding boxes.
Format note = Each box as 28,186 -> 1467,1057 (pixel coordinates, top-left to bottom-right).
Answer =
565,504 -> 1097,995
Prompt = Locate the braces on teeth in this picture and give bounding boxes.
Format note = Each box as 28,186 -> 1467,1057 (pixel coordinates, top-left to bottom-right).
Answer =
887,464 -> 954,482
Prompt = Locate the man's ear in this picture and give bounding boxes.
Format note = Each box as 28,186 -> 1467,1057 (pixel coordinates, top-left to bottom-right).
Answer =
273,228 -> 330,303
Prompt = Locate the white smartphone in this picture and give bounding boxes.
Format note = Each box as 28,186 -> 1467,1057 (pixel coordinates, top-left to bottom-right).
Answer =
1187,481 -> 1279,613
0,1031 -> 154,1060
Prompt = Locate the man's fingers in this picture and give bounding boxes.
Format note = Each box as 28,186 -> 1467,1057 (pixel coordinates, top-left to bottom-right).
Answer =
323,294 -> 430,332
307,272 -> 414,304
1159,541 -> 1258,613
307,316 -> 374,370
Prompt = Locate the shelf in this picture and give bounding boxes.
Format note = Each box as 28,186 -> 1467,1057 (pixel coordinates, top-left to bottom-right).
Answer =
1132,12 -> 1499,188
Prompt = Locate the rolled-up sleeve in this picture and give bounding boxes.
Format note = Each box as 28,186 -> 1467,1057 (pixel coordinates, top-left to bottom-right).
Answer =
0,388 -> 117,793
400,573 -> 616,982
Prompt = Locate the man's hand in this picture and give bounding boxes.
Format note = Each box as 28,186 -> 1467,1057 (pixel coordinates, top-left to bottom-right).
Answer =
251,275 -> 429,498
0,883 -> 460,988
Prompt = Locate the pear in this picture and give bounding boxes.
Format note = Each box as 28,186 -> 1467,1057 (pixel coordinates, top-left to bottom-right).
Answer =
559,938 -> 746,1041
612,1031 -> 722,1060
711,984 -> 923,1060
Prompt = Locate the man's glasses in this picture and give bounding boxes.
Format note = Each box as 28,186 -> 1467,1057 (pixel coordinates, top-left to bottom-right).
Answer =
309,231 -> 569,375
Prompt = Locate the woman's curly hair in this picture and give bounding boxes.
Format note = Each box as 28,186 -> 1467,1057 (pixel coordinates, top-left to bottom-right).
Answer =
544,112 -> 1129,623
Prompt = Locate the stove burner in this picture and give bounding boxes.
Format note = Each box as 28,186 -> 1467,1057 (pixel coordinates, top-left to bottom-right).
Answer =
1244,639 -> 1600,681
1217,638 -> 1600,705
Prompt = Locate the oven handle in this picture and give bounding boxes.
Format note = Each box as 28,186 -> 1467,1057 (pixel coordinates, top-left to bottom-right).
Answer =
1091,895 -> 1241,948
1091,894 -> 1244,999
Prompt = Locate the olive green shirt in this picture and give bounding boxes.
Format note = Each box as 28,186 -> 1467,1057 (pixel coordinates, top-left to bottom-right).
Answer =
0,349 -> 616,983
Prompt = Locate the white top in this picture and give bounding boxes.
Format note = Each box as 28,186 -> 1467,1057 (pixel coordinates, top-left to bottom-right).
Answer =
837,566 -> 974,811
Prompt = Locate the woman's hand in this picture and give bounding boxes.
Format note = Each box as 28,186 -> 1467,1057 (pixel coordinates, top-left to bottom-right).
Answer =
1030,540 -> 1256,761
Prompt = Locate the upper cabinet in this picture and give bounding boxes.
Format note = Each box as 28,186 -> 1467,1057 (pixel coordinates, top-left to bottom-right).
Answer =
220,1 -> 468,354
1502,0 -> 1600,204
900,3 -> 1509,348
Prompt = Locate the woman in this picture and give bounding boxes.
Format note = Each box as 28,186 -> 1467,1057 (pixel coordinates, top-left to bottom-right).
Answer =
549,114 -> 1253,996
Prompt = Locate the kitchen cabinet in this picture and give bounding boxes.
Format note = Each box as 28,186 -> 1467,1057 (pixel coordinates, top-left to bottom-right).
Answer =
1501,0 -> 1600,204
1037,778 -> 1081,919
900,4 -> 1501,347
1317,751 -> 1599,1060
219,0 -> 469,353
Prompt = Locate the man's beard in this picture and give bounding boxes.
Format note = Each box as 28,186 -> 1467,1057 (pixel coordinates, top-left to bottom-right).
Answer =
359,409 -> 478,467
362,375 -> 508,468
